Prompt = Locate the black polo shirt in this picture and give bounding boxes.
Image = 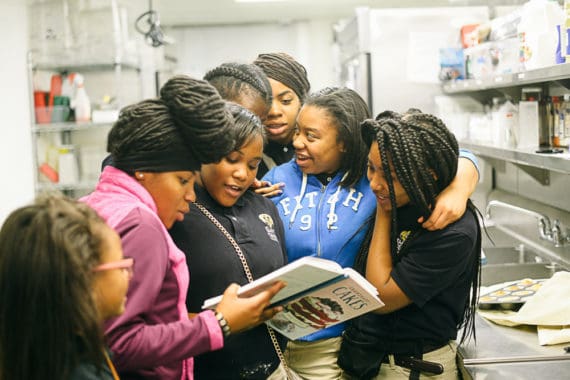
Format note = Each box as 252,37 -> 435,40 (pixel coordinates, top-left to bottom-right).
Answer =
352,204 -> 479,346
169,185 -> 288,379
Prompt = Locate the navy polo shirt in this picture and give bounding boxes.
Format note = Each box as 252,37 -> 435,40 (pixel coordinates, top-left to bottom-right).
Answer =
353,204 -> 479,345
257,140 -> 295,179
169,185 -> 288,379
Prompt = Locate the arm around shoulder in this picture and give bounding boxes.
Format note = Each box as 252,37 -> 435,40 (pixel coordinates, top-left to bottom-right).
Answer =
419,153 -> 479,231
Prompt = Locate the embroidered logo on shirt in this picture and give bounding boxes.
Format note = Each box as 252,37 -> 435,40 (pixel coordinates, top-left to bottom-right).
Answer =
259,214 -> 279,242
396,230 -> 411,253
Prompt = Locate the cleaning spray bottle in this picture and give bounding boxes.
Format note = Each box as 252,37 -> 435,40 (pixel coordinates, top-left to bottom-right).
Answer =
72,74 -> 91,122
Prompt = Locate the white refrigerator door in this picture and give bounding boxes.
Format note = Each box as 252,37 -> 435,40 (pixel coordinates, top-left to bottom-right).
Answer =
368,7 -> 489,116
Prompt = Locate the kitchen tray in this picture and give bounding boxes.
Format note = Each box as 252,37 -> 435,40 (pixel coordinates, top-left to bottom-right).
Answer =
478,278 -> 546,311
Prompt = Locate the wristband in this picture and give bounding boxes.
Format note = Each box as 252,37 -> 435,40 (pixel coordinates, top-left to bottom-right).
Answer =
215,311 -> 231,337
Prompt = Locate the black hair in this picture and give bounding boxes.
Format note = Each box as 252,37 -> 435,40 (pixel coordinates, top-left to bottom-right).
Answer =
254,52 -> 310,102
303,87 -> 371,188
204,62 -> 272,115
0,195 -> 108,380
107,75 -> 234,173
357,109 -> 481,344
226,102 -> 266,151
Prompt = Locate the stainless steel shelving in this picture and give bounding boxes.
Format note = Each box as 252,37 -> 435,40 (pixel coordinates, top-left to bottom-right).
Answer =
32,121 -> 114,133
37,180 -> 98,193
459,141 -> 570,175
28,52 -> 140,197
33,61 -> 140,73
444,63 -> 570,185
443,63 -> 570,93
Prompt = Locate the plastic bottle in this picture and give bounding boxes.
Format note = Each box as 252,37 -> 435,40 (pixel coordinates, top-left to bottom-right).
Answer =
491,97 -> 505,146
518,87 -> 543,148
57,145 -> 79,185
464,54 -> 472,80
500,99 -> 519,148
556,24 -> 565,63
564,0 -> 570,61
551,96 -> 561,146
72,74 -> 91,122
561,94 -> 570,147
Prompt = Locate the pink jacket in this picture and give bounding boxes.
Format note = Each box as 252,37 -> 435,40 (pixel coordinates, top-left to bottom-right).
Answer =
82,166 -> 223,379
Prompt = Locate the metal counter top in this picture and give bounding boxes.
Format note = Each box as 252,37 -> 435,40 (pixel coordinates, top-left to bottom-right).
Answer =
461,360 -> 569,380
459,314 -> 570,379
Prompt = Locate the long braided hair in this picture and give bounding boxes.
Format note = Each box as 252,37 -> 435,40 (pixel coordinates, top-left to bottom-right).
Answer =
225,102 -> 266,151
204,62 -> 272,114
108,75 -> 235,171
254,52 -> 310,102
357,109 -> 481,343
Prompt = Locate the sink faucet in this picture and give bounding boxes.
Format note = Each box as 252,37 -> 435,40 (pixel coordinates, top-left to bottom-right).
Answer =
485,200 -> 553,242
551,220 -> 570,247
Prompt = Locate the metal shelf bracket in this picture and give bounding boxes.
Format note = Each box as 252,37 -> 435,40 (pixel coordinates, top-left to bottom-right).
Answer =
515,164 -> 550,186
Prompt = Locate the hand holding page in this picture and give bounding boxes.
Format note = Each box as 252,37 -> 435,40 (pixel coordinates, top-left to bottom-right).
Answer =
202,256 -> 384,340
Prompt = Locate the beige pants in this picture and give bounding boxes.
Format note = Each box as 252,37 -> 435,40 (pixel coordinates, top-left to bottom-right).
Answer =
342,342 -> 459,380
267,363 -> 303,380
280,337 -> 345,380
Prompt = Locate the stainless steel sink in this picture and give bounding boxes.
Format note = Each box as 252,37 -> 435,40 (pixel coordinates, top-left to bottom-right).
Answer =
479,224 -> 569,286
482,246 -> 543,265
481,225 -> 520,248
480,262 -> 565,286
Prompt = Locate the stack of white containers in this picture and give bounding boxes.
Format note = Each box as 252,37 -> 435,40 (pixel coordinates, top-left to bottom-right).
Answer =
518,0 -> 564,70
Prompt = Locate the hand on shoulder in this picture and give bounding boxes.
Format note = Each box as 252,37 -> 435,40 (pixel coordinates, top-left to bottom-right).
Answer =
252,180 -> 284,198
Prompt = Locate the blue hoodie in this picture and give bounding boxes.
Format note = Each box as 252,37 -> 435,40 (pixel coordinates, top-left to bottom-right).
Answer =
263,161 -> 376,341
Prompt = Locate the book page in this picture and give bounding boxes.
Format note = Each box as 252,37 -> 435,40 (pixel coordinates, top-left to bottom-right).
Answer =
202,256 -> 343,310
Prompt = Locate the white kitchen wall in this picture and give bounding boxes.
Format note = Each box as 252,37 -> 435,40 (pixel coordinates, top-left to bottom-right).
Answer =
168,18 -> 337,91
0,1 -> 35,224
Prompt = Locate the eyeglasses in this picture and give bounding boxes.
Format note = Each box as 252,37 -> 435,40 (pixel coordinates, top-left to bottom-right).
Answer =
92,256 -> 135,277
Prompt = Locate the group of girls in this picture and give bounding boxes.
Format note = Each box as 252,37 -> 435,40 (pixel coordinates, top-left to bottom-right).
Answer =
0,52 -> 481,380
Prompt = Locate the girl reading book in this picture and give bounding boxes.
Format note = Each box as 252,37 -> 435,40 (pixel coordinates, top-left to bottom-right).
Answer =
338,110 -> 481,380
169,103 -> 289,379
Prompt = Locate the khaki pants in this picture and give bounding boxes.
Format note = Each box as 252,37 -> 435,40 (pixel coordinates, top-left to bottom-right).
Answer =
342,342 -> 459,380
267,363 -> 303,380
281,337 -> 345,380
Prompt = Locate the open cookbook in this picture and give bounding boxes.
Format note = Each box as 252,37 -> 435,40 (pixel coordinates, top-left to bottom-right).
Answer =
202,256 -> 384,340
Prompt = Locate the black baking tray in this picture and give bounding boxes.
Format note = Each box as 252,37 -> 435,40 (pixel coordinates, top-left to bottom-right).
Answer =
478,278 -> 545,311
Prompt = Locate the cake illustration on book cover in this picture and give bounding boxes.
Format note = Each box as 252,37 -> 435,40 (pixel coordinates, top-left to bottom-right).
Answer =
202,256 -> 384,340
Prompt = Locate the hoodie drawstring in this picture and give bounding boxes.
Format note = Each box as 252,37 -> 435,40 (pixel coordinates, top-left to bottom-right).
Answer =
289,172 -> 349,230
326,172 -> 348,230
289,172 -> 308,228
